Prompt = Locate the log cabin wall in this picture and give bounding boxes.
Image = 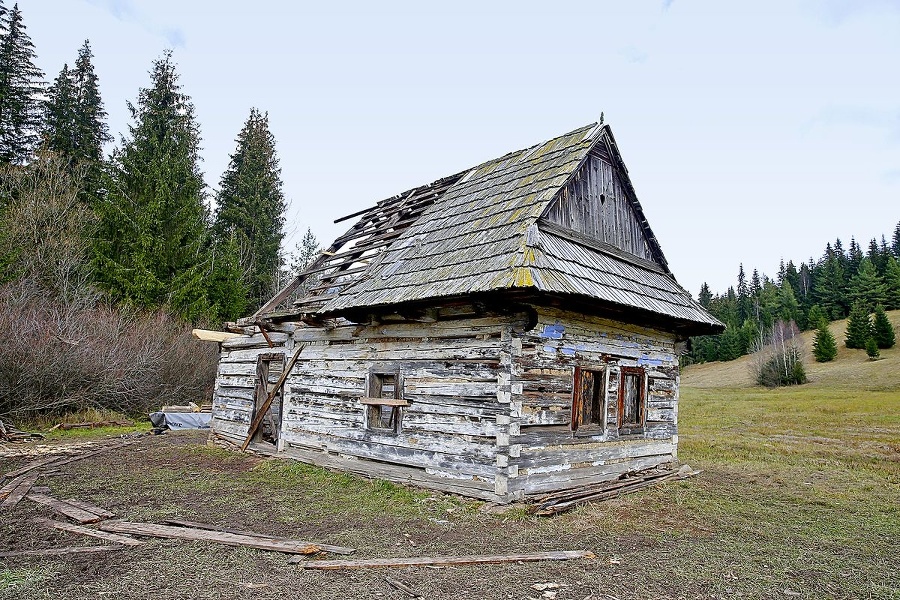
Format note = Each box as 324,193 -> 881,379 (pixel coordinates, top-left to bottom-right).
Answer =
274,306 -> 519,501
542,148 -> 656,263
211,331 -> 290,441
508,305 -> 679,497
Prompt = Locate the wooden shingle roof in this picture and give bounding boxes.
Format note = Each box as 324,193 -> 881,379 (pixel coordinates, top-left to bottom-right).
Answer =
254,123 -> 721,334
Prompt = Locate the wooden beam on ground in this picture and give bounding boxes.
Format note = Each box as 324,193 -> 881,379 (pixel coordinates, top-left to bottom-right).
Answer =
33,517 -> 143,546
0,545 -> 124,558
240,344 -> 306,451
26,494 -> 104,524
46,440 -> 133,469
0,471 -> 40,508
4,456 -> 59,479
192,328 -> 242,343
161,519 -> 355,555
63,498 -> 115,519
97,521 -> 323,555
293,550 -> 596,569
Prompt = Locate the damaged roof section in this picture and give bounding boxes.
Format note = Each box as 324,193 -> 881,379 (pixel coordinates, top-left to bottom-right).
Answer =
250,123 -> 721,335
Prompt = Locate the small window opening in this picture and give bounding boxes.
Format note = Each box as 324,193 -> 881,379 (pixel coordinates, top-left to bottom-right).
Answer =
571,367 -> 605,433
618,367 -> 646,435
363,372 -> 407,434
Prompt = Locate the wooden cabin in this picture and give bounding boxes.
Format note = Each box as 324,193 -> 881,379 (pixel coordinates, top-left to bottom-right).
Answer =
209,123 -> 723,503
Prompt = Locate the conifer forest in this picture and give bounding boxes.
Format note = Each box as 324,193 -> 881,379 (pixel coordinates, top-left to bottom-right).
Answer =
0,3 -> 316,419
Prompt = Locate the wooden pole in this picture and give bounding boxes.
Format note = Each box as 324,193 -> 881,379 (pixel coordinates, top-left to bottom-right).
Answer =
240,344 -> 305,451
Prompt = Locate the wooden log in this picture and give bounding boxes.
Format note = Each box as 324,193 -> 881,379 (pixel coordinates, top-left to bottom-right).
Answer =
33,517 -> 143,546
26,494 -> 104,524
160,519 -> 355,555
0,471 -> 40,508
97,521 -> 323,555
0,545 -> 124,558
64,498 -> 115,519
295,550 -> 595,569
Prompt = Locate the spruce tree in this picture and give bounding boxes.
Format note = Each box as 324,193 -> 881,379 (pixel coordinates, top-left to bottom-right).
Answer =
94,52 -> 218,321
0,2 -> 44,164
865,337 -> 880,360
43,41 -> 110,204
884,256 -> 900,310
698,282 -> 712,308
814,244 -> 847,319
844,301 -> 873,349
213,108 -> 287,310
42,64 -> 78,159
892,221 -> 900,258
812,320 -> 837,362
872,304 -> 895,349
807,304 -> 827,329
848,258 -> 887,312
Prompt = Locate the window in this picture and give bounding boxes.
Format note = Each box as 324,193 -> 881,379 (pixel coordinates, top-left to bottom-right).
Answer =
617,367 -> 646,434
571,367 -> 605,433
362,371 -> 407,434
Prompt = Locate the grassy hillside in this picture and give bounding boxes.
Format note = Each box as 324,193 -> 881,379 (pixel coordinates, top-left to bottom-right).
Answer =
682,309 -> 900,390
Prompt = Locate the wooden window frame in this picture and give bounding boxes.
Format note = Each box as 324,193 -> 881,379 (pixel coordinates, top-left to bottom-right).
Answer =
571,366 -> 607,434
617,367 -> 646,435
363,371 -> 406,435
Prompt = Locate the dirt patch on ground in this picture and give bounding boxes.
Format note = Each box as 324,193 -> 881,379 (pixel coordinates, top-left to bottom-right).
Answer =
1,430 -> 897,600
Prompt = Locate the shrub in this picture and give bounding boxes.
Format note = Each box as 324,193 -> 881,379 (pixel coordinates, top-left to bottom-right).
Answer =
751,320 -> 808,388
0,278 -> 218,420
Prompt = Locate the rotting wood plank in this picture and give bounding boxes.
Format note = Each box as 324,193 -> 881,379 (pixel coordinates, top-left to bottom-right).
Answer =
45,440 -> 134,469
33,517 -> 143,546
292,549 -> 595,569
0,545 -> 125,558
63,498 -> 115,519
26,494 -> 104,524
97,521 -> 325,555
0,471 -> 40,508
3,456 -> 60,479
160,519 -> 355,555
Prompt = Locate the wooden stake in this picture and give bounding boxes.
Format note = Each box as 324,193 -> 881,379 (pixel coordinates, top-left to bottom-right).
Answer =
294,550 -> 596,569
240,344 -> 305,451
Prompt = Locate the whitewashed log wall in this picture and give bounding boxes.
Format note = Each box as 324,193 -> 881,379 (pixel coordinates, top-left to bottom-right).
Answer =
507,306 -> 679,497
210,303 -> 681,503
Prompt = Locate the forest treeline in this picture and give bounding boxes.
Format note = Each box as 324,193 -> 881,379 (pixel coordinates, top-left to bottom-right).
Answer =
686,223 -> 900,365
0,3 -> 314,418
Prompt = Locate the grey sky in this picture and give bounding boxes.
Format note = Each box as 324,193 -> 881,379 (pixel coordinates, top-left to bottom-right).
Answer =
24,0 -> 900,296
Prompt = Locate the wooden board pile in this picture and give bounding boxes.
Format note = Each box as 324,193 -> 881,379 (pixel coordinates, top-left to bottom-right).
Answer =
529,465 -> 701,516
0,419 -> 43,442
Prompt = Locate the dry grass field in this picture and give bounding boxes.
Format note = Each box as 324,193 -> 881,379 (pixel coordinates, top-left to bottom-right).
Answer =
1,313 -> 898,599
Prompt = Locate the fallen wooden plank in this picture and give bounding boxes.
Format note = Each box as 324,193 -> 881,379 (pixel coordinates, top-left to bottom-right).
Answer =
3,456 -> 60,479
26,494 -> 104,524
0,471 -> 41,508
33,517 -> 144,546
293,550 -> 596,569
385,576 -> 421,598
161,519 -> 355,555
54,420 -> 133,431
98,521 -> 323,555
45,441 -> 134,469
0,545 -> 124,558
64,498 -> 115,519
0,473 -> 27,500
